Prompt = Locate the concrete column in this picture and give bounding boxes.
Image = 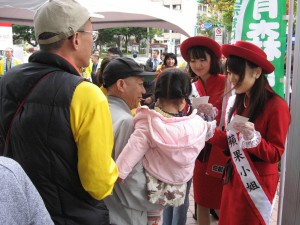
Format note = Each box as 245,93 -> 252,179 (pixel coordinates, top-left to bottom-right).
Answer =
281,0 -> 300,224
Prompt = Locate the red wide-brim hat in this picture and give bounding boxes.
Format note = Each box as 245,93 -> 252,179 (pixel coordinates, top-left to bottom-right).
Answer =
221,41 -> 275,74
180,36 -> 222,61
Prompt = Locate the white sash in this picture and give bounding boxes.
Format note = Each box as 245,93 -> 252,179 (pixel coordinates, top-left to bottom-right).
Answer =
226,96 -> 272,225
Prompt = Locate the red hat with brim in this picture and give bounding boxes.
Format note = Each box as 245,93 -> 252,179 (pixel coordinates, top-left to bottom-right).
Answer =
221,41 -> 275,74
180,36 -> 221,61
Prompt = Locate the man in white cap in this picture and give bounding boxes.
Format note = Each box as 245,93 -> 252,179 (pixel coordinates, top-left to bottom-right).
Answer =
0,0 -> 118,224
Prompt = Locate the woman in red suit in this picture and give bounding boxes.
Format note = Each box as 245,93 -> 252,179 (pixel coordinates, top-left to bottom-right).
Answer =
208,41 -> 290,225
180,36 -> 230,225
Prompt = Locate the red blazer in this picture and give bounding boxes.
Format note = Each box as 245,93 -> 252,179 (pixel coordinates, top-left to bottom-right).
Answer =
210,94 -> 290,225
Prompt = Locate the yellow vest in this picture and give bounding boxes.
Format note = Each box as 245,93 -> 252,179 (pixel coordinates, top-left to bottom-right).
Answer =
0,57 -> 23,76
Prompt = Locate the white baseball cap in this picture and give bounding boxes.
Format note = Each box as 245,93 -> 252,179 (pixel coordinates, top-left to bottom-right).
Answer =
34,0 -> 103,44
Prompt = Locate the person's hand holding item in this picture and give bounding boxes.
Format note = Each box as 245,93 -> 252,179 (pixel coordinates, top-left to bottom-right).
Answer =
196,103 -> 218,121
232,121 -> 262,149
233,122 -> 255,140
144,96 -> 153,105
197,103 -> 213,115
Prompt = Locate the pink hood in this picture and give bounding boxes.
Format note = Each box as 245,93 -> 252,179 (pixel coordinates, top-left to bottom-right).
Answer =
133,106 -> 207,184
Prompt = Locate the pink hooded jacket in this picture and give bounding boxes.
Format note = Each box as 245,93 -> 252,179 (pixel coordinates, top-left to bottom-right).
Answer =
116,106 -> 207,185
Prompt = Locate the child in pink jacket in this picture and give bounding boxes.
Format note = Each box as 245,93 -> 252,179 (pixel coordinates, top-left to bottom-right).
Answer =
116,68 -> 214,224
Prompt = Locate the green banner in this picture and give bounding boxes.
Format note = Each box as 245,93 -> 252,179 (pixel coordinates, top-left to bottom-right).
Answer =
231,0 -> 287,97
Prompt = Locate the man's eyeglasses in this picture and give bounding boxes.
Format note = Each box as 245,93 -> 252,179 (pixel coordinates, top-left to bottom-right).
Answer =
77,30 -> 99,42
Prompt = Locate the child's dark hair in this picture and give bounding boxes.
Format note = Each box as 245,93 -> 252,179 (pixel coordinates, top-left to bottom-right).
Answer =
155,68 -> 192,101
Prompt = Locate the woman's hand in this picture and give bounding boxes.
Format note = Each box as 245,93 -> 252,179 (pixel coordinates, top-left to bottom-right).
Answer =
233,121 -> 262,149
196,103 -> 218,121
197,103 -> 214,116
233,122 -> 255,140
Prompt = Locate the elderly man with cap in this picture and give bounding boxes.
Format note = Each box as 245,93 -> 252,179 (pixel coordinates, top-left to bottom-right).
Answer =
0,0 -> 118,224
102,57 -> 161,225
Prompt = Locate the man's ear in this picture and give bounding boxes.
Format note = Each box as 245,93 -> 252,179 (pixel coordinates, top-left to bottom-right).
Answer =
70,33 -> 80,50
116,79 -> 126,92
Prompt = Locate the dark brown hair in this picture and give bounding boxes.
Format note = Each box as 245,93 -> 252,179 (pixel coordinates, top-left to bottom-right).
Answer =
163,53 -> 178,67
226,55 -> 278,122
187,46 -> 221,80
155,68 -> 192,101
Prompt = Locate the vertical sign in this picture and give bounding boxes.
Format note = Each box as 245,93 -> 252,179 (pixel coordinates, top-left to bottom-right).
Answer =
0,23 -> 13,51
200,23 -> 205,31
215,27 -> 223,45
232,0 -> 286,97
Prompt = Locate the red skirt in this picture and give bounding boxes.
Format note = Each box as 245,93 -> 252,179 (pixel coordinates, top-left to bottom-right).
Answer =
193,159 -> 224,209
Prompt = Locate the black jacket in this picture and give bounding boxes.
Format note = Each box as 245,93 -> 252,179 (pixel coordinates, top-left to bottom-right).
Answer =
0,51 -> 109,225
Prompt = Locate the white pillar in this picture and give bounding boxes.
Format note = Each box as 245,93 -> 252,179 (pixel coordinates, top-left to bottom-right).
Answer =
281,0 -> 300,224
168,0 -> 174,53
277,1 -> 295,224
146,27 -> 150,57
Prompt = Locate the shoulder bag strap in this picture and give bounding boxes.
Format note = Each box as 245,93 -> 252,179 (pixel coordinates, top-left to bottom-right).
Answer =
3,72 -> 53,156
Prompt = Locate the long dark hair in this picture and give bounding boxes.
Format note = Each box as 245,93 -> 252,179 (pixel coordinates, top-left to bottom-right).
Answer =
186,46 -> 221,80
226,56 -> 277,122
